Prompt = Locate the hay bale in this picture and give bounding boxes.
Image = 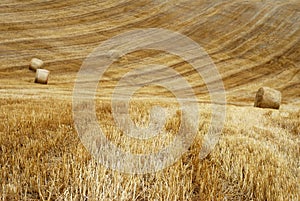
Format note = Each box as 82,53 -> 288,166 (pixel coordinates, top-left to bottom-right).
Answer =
29,58 -> 44,71
35,69 -> 50,84
254,87 -> 281,109
107,49 -> 121,62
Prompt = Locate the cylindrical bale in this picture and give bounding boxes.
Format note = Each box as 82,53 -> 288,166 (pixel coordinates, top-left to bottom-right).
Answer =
107,49 -> 121,62
29,58 -> 44,71
254,87 -> 281,109
35,69 -> 50,84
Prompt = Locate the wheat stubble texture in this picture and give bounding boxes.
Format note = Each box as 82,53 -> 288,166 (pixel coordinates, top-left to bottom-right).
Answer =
0,0 -> 299,200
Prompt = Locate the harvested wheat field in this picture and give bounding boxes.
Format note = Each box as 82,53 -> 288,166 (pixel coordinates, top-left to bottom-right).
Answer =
0,0 -> 299,200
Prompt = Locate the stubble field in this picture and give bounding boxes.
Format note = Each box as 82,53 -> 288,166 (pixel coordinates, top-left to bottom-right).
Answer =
0,0 -> 299,200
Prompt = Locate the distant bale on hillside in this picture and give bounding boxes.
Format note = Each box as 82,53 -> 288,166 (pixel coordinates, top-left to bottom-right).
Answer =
29,58 -> 44,71
254,87 -> 281,109
35,69 -> 50,84
107,49 -> 121,62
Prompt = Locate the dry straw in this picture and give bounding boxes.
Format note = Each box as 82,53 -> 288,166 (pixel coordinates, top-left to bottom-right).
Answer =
35,69 -> 50,84
29,58 -> 44,71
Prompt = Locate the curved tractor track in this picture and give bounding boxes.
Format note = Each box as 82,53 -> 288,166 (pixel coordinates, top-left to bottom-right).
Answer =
0,0 -> 299,105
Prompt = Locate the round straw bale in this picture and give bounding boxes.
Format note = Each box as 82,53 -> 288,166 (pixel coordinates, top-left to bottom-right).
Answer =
35,69 -> 50,84
254,87 -> 281,109
29,58 -> 44,71
107,49 -> 121,62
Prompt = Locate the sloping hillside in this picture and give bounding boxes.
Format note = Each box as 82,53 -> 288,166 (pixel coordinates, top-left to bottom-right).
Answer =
0,0 -> 299,104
